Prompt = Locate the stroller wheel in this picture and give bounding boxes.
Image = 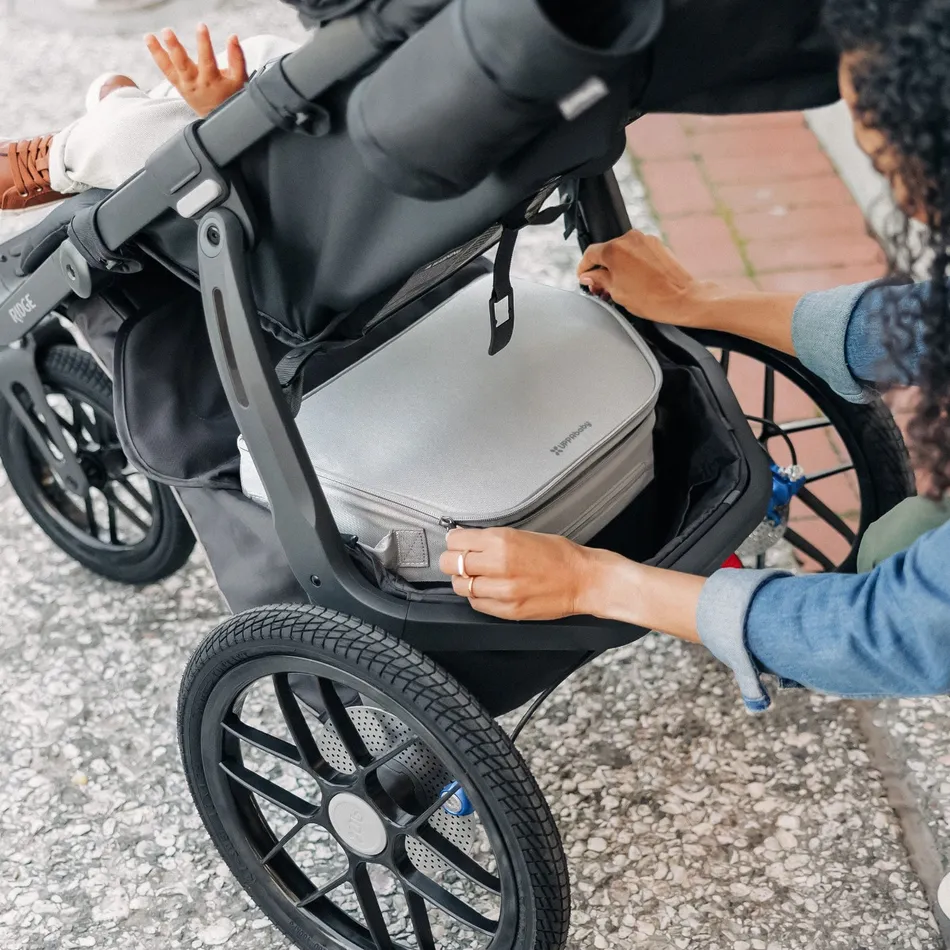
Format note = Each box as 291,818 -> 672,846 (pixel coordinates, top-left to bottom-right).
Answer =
178,604 -> 570,950
0,344 -> 195,584
696,331 -> 914,572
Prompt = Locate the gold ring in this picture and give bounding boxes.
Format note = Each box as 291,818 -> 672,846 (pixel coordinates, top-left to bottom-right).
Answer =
467,576 -> 476,598
458,552 -> 469,578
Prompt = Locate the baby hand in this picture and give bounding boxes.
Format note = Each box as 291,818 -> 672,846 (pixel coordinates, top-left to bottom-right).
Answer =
145,24 -> 248,117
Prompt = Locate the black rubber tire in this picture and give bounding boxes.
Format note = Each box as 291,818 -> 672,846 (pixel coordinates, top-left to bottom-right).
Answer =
0,344 -> 195,584
178,604 -> 571,950
694,331 -> 915,572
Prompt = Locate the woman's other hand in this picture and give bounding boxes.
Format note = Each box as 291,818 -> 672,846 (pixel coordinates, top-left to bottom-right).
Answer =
577,229 -> 716,326
146,24 -> 248,117
440,527 -> 610,621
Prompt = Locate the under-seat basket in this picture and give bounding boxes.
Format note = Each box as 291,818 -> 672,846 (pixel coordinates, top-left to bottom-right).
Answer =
238,275 -> 662,581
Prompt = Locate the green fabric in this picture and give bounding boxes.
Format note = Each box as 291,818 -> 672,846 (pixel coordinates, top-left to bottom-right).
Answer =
857,496 -> 950,573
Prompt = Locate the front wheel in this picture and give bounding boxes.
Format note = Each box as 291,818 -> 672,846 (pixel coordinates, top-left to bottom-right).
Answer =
0,344 -> 195,585
695,331 -> 915,572
178,604 -> 571,950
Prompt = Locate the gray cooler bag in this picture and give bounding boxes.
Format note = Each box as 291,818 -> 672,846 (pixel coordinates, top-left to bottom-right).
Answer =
239,275 -> 661,581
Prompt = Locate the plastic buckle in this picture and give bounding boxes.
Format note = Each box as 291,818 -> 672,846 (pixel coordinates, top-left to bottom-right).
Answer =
488,289 -> 515,356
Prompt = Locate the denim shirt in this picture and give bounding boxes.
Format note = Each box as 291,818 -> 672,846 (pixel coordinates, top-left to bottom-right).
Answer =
696,280 -> 950,711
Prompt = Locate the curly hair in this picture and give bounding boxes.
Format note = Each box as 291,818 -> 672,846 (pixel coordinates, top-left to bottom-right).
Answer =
824,0 -> 950,498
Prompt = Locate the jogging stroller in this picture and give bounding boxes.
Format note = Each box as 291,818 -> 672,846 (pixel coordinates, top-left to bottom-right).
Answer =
0,1 -> 914,947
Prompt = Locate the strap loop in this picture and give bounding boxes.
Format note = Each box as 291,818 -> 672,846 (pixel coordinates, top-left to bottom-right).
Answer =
488,227 -> 518,355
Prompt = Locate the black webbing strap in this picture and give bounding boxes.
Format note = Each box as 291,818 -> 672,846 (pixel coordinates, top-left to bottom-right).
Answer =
274,308 -> 357,415
488,227 -> 518,356
246,57 -> 331,136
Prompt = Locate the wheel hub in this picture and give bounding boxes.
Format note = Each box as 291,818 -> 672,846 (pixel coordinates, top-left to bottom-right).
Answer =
327,792 -> 387,856
316,705 -> 476,875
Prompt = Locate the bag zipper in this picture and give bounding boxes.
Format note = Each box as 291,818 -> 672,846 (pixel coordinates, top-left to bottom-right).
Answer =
448,421 -> 653,530
559,460 -> 650,539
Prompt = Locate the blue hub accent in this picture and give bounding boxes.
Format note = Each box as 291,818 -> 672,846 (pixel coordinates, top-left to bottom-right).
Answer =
441,782 -> 474,817
767,462 -> 806,526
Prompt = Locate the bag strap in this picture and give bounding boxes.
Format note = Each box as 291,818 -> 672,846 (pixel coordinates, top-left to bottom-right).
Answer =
488,226 -> 518,356
487,184 -> 577,356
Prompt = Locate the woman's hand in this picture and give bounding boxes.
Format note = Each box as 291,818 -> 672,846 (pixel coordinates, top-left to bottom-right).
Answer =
439,527 -> 610,621
146,25 -> 248,117
577,229 -> 715,327
440,526 -> 706,641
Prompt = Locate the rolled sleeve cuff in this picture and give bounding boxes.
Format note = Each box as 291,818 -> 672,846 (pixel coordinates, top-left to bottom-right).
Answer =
697,568 -> 791,713
791,282 -> 877,404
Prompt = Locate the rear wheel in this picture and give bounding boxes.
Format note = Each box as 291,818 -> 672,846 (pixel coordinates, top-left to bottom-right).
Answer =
178,604 -> 571,950
0,344 -> 195,584
697,331 -> 914,572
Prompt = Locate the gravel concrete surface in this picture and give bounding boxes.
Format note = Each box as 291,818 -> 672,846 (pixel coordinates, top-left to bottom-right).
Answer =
1,3 -> 949,950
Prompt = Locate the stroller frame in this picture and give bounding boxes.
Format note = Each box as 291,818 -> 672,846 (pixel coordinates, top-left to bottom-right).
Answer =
0,17 -> 771,654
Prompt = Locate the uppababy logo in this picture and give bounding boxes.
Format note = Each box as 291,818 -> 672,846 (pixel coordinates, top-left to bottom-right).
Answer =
8,293 -> 36,324
550,422 -> 593,457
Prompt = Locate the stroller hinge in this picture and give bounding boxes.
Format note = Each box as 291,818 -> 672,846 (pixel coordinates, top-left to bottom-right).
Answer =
144,124 -> 257,245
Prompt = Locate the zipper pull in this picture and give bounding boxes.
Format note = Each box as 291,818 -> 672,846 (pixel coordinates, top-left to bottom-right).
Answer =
438,517 -> 457,530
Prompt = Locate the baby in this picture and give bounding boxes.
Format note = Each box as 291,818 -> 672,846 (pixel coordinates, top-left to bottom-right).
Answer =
0,26 -> 299,238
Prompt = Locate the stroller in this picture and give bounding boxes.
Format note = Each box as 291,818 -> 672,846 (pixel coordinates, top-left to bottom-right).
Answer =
0,0 -> 914,947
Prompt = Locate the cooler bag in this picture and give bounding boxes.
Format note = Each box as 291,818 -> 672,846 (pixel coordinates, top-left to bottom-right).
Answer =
239,276 -> 661,581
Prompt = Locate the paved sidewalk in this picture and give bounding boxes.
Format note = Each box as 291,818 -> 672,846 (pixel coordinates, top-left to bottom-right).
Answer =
0,6 -> 948,950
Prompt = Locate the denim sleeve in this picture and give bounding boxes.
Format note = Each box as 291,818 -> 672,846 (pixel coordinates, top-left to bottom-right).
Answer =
792,280 -> 929,400
697,521 -> 950,706
843,282 -> 929,386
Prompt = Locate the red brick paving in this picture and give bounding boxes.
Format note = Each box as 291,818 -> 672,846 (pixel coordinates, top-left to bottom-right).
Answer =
637,159 -> 716,216
626,111 -> 895,564
744,233 -> 885,274
663,214 -> 747,278
756,264 -> 886,293
731,205 -> 868,242
715,176 -> 857,213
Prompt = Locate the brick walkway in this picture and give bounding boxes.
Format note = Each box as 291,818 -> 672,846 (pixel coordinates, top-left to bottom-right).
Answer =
627,113 -> 891,568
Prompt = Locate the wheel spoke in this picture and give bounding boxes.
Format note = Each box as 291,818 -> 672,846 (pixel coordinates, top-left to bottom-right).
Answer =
796,487 -> 857,544
219,760 -> 318,819
84,492 -> 99,540
295,870 -> 349,908
222,714 -> 301,766
107,500 -> 119,544
763,365 -> 775,421
352,864 -> 395,950
65,398 -> 87,442
261,818 -> 307,864
404,889 -> 437,950
412,825 -> 501,894
407,785 -> 465,833
315,677 -> 372,768
400,867 -> 497,936
778,416 -> 832,435
50,409 -> 78,444
365,737 -> 417,775
805,462 -> 854,484
114,476 -> 153,514
785,527 -> 837,572
273,674 -> 326,774
103,486 -> 151,533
